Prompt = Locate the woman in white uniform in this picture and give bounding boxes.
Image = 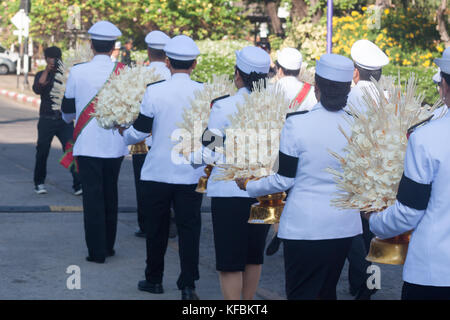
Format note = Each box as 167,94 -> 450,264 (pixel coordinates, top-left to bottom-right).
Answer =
365,52 -> 450,300
202,46 -> 271,300
236,53 -> 362,300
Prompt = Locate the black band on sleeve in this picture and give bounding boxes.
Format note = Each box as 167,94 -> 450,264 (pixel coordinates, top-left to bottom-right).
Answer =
396,173 -> 432,210
133,113 -> 154,133
201,127 -> 225,151
277,151 -> 299,178
61,97 -> 76,113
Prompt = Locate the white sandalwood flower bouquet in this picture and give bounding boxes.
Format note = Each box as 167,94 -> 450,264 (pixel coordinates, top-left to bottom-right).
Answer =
92,65 -> 163,129
177,74 -> 236,159
298,63 -> 316,85
327,75 -> 438,212
51,43 -> 93,110
214,80 -> 291,180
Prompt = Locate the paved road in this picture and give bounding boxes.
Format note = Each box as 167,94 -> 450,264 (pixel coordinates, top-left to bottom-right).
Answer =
0,95 -> 403,300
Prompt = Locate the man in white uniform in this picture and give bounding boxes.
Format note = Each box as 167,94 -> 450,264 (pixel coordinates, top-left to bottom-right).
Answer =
61,21 -> 129,264
131,30 -> 172,238
366,50 -> 450,300
121,35 -> 205,300
345,39 -> 389,299
275,47 -> 317,111
347,39 -> 389,115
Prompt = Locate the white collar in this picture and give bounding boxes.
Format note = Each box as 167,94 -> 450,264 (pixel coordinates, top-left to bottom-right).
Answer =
92,54 -> 113,63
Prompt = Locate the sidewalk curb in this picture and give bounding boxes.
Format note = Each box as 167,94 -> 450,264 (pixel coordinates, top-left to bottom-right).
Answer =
0,88 -> 40,108
0,205 -> 212,213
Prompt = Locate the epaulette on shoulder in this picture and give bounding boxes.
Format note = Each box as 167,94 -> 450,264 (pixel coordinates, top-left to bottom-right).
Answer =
210,95 -> 230,108
147,80 -> 166,87
407,115 -> 434,137
72,62 -> 87,67
286,110 -> 309,119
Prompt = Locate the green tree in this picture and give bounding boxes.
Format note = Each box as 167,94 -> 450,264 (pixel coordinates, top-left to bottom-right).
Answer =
1,0 -> 248,49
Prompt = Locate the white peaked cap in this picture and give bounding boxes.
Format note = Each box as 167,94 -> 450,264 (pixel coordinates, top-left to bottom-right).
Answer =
434,47 -> 450,75
433,68 -> 441,84
316,53 -> 354,82
164,35 -> 200,61
277,47 -> 302,70
145,31 -> 170,50
114,41 -> 121,49
235,46 -> 271,74
88,21 -> 122,41
351,39 -> 389,70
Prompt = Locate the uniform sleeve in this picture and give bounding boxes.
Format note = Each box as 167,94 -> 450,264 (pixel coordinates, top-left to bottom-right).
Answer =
246,116 -> 299,197
369,132 -> 434,239
200,100 -> 227,163
61,69 -> 76,122
123,88 -> 155,145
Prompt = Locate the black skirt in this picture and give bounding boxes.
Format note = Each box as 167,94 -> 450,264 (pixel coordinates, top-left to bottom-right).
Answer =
211,197 -> 270,272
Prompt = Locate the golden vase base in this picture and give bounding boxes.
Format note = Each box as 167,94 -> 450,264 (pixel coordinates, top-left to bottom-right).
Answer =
130,141 -> 148,155
195,164 -> 213,194
195,176 -> 208,194
366,232 -> 411,265
248,192 -> 286,225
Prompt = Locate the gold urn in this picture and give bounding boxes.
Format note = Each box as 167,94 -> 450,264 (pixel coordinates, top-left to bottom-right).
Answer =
195,164 -> 213,194
366,231 -> 411,265
130,141 -> 148,155
248,192 -> 286,225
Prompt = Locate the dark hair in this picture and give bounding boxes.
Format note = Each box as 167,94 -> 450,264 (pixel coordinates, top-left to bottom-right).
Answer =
315,74 -> 352,112
441,71 -> 450,87
275,61 -> 300,77
256,41 -> 271,53
148,47 -> 166,60
168,58 -> 195,70
235,67 -> 268,92
355,63 -> 382,81
91,39 -> 115,53
44,46 -> 62,59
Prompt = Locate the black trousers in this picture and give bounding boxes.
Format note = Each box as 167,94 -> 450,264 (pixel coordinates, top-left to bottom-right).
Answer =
77,156 -> 124,260
132,153 -> 147,232
34,117 -> 81,189
348,217 -> 374,292
402,282 -> 450,300
141,181 -> 203,290
283,237 -> 353,300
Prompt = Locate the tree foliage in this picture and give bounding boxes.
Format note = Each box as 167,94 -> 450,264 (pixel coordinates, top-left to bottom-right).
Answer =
0,0 -> 248,48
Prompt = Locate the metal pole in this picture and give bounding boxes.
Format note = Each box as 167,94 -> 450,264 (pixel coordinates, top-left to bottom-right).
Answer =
23,0 -> 30,88
326,0 -> 333,54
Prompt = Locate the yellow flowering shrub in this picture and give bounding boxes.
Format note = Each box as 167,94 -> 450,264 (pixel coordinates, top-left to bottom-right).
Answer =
332,6 -> 445,67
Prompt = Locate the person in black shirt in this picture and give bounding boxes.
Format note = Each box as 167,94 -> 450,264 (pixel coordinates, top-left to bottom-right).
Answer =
32,46 -> 81,195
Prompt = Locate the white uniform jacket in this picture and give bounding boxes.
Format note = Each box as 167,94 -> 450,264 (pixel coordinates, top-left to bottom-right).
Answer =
204,87 -> 252,198
277,76 -> 317,111
61,54 -> 129,158
144,61 -> 171,147
246,103 -> 363,240
369,109 -> 450,286
346,80 -> 379,115
123,72 -> 205,185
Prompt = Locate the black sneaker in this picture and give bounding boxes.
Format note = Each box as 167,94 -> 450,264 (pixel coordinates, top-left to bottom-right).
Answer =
73,187 -> 82,196
34,184 -> 47,195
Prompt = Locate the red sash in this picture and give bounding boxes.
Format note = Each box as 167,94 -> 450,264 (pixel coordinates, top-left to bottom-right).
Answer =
289,82 -> 312,109
60,62 -> 125,172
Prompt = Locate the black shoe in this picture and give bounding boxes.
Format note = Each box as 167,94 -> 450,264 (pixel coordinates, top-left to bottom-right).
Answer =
181,287 -> 199,300
138,280 -> 164,294
266,235 -> 281,256
106,249 -> 115,257
168,219 -> 177,239
135,230 -> 146,238
355,286 -> 377,300
86,256 -> 105,263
